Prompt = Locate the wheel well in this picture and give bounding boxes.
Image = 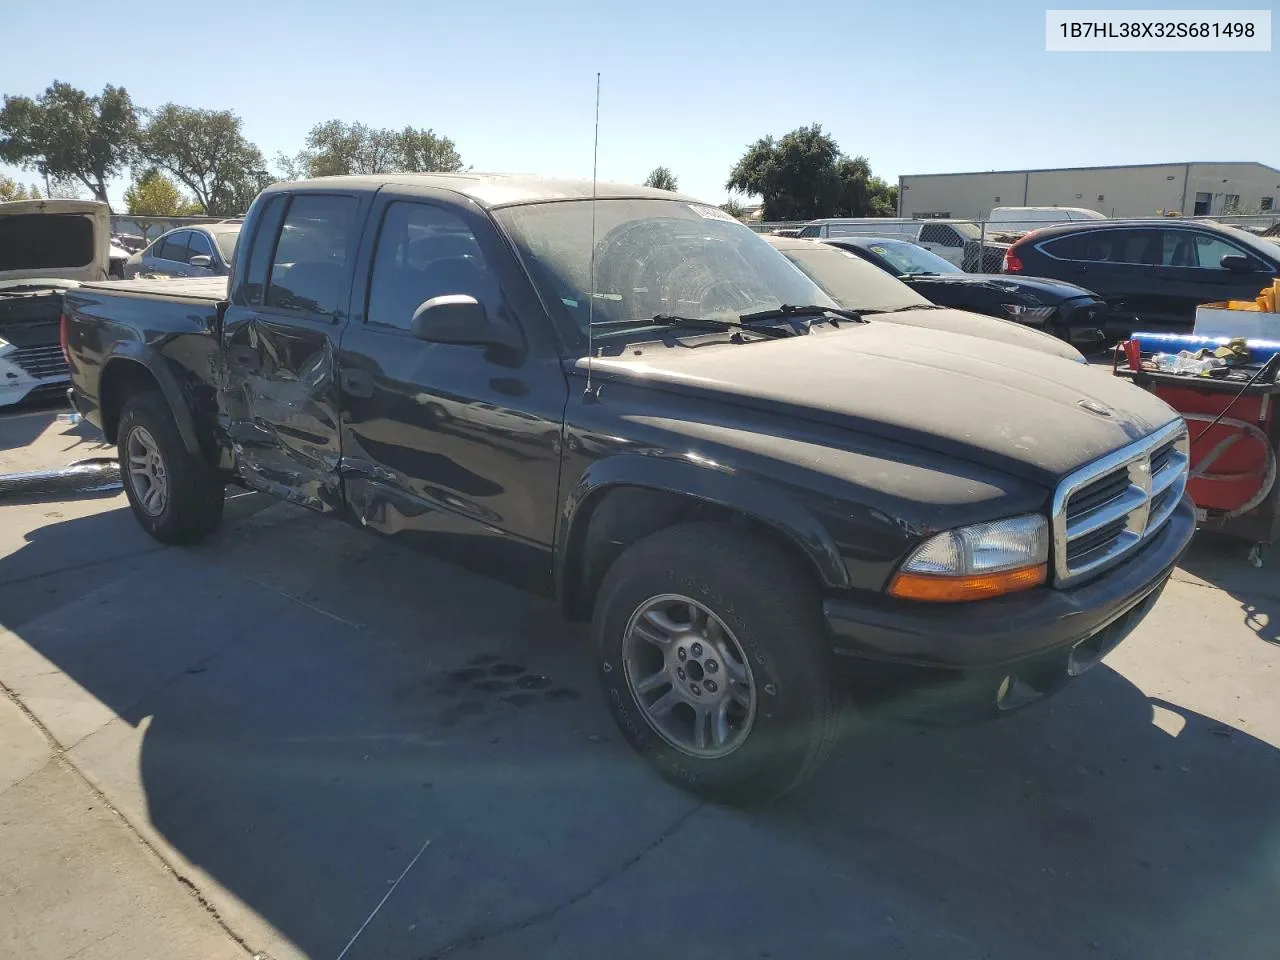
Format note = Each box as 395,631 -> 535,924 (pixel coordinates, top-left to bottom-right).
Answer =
99,360 -> 161,444
561,485 -> 829,621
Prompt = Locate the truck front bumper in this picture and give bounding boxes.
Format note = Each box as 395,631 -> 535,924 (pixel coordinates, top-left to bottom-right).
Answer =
824,495 -> 1196,721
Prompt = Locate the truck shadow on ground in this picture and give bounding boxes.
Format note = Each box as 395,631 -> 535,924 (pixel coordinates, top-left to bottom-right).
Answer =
1,504 -> 1278,959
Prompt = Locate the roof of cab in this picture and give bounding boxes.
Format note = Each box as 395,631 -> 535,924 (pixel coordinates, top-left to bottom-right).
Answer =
266,172 -> 702,209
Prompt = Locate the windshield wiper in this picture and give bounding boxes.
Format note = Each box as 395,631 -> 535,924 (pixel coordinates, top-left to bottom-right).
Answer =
591,314 -> 792,339
873,304 -> 947,313
738,304 -> 866,325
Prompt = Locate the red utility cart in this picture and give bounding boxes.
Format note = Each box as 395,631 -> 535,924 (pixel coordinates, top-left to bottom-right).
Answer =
1113,364 -> 1280,556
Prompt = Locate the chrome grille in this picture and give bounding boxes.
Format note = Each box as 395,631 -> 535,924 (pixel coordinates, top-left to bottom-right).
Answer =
1052,421 -> 1190,587
10,344 -> 69,381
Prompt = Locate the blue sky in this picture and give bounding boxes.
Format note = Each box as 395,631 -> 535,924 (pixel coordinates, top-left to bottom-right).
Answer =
2,0 -> 1276,208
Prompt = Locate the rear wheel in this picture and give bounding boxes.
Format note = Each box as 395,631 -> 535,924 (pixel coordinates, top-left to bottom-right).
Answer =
593,522 -> 846,803
117,390 -> 223,544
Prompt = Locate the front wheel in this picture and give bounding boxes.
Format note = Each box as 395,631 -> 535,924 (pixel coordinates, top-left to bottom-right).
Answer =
118,390 -> 224,545
592,522 -> 846,803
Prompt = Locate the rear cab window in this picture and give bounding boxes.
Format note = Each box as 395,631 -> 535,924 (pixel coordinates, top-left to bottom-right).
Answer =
266,195 -> 359,315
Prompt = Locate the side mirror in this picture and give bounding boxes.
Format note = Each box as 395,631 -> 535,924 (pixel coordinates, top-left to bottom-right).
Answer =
1220,254 -> 1252,272
410,295 -> 520,349
189,255 -> 213,269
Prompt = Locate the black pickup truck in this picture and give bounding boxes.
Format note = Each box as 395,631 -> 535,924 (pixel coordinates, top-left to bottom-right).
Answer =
63,174 -> 1196,801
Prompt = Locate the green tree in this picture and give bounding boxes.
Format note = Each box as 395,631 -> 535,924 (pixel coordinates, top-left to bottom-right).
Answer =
283,120 -> 463,178
0,82 -> 137,205
396,126 -> 463,173
726,124 -> 894,221
718,198 -> 747,219
138,105 -> 269,216
0,176 -> 43,201
124,168 -> 203,216
643,166 -> 678,191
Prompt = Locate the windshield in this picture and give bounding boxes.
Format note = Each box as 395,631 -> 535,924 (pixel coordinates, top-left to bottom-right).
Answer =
494,199 -> 834,344
860,240 -> 962,276
213,230 -> 240,261
778,243 -> 934,314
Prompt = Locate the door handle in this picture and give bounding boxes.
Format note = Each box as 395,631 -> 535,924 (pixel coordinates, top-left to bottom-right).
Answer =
340,369 -> 374,398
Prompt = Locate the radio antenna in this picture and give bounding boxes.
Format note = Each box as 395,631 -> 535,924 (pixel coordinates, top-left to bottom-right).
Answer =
585,71 -> 601,395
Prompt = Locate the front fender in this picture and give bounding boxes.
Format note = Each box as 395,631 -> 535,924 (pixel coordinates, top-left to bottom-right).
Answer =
556,451 -> 851,593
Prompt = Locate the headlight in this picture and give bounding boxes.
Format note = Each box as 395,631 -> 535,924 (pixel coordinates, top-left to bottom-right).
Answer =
1002,304 -> 1056,323
888,514 -> 1048,602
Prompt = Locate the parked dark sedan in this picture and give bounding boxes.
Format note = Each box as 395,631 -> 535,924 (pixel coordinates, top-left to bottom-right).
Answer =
823,236 -> 1108,347
764,235 -> 1085,361
1005,218 -> 1280,329
123,223 -> 241,279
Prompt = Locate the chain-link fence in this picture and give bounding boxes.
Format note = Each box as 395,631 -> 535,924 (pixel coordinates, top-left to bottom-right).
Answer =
747,213 -> 1280,272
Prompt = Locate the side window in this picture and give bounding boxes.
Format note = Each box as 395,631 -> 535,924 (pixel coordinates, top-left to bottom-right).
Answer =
241,196 -> 287,306
1041,231 -> 1112,262
266,194 -> 358,315
1192,233 -> 1252,270
1110,230 -> 1160,265
366,201 -> 499,331
798,225 -> 821,238
186,231 -> 214,261
1162,231 -> 1198,267
158,231 -> 190,262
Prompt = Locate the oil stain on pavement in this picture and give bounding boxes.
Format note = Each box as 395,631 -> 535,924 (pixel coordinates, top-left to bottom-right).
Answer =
429,652 -> 581,727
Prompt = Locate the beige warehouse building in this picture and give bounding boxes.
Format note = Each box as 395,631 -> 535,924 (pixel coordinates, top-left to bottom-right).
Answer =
898,161 -> 1280,220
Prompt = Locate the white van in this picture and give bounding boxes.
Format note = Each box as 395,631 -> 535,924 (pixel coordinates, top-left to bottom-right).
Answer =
795,218 -> 984,267
986,206 -> 1106,235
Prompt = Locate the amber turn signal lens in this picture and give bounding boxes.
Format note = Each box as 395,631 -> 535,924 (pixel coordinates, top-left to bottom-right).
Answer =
888,563 -> 1047,602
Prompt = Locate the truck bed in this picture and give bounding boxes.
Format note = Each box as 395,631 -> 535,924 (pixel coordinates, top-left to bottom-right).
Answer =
79,276 -> 228,301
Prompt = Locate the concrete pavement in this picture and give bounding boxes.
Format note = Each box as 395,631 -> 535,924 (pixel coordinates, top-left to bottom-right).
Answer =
3,405 -> 1280,959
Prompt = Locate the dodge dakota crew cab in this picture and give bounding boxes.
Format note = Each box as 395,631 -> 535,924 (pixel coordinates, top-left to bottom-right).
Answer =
63,174 -> 1196,802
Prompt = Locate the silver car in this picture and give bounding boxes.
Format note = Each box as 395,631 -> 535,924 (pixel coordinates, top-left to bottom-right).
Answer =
123,223 -> 241,279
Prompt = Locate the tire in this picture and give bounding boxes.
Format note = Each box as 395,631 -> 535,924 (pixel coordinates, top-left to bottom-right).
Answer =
117,389 -> 224,545
592,522 -> 846,804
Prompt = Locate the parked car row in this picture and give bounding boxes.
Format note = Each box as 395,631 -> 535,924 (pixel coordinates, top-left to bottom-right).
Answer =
763,235 -> 1093,357
795,218 -> 1007,271
785,212 -> 1280,335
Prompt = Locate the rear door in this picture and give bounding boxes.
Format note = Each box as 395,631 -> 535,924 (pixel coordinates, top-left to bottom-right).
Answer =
335,188 -> 569,592
1156,228 -> 1278,324
220,189 -> 367,512
1036,228 -> 1166,321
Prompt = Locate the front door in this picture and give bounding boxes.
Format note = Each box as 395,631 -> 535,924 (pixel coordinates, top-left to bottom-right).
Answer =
220,190 -> 366,512
1157,229 -> 1278,324
336,192 -> 569,593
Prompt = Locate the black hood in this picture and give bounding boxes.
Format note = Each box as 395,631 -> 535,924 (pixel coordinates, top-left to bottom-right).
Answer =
905,273 -> 1097,303
584,322 -> 1177,486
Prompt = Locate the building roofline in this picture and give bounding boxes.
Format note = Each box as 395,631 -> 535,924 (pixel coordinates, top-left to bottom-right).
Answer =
900,161 -> 1280,179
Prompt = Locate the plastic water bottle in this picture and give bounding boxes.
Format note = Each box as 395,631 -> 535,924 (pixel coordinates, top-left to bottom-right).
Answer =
56,412 -> 82,425
1151,351 -> 1226,376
